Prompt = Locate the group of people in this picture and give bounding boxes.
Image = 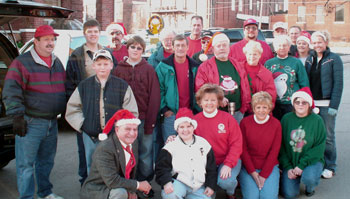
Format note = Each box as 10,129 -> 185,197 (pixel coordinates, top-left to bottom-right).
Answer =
1,15 -> 343,199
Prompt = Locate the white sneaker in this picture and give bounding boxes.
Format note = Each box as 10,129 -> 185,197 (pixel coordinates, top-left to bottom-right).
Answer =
38,193 -> 64,199
322,169 -> 334,179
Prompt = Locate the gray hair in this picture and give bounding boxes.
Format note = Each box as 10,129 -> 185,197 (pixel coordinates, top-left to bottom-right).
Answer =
159,28 -> 176,41
243,40 -> 263,54
273,35 -> 291,50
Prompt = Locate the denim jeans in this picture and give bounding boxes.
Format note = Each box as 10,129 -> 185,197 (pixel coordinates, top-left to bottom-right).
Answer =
136,120 -> 154,182
161,179 -> 213,199
82,132 -> 100,174
272,103 -> 293,121
153,120 -> 164,163
280,162 -> 323,199
161,114 -> 177,142
239,165 -> 280,199
15,115 -> 58,199
217,159 -> 242,196
319,107 -> 337,172
76,132 -> 87,185
109,188 -> 128,199
233,111 -> 244,124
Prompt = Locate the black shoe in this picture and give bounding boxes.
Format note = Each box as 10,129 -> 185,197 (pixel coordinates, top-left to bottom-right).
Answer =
142,189 -> 154,198
305,190 -> 315,197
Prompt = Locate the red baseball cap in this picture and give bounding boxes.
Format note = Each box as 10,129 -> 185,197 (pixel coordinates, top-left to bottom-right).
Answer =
244,18 -> 258,27
34,25 -> 59,38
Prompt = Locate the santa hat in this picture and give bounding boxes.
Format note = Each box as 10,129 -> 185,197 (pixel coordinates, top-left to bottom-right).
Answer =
272,72 -> 284,79
212,33 -> 230,47
291,87 -> 319,114
199,31 -> 222,62
106,22 -> 127,35
174,108 -> 198,130
297,31 -> 311,46
98,109 -> 140,141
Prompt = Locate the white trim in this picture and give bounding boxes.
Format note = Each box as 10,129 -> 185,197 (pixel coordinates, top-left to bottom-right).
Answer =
291,91 -> 312,107
116,118 -> 141,127
174,117 -> 198,130
254,114 -> 270,124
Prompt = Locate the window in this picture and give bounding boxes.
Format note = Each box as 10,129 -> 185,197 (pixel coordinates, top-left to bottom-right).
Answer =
315,5 -> 324,23
231,0 -> 236,11
335,4 -> 344,22
249,0 -> 253,10
239,0 -> 243,12
297,6 -> 306,23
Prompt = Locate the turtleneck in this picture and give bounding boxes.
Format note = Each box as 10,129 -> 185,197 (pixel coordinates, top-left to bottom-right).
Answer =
203,109 -> 218,118
253,114 -> 270,124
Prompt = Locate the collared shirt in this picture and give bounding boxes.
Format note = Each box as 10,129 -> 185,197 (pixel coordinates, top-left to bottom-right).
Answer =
119,140 -> 132,166
84,44 -> 103,78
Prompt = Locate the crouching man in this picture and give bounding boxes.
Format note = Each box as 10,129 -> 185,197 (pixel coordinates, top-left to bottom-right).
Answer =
80,109 -> 152,199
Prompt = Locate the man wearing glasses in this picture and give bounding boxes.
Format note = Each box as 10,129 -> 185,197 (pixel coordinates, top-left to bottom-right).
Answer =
106,22 -> 129,62
192,30 -> 214,64
229,18 -> 273,65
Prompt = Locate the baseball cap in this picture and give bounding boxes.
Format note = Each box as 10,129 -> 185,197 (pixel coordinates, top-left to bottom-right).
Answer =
34,25 -> 59,38
273,22 -> 287,31
201,30 -> 213,39
93,49 -> 113,61
244,18 -> 258,27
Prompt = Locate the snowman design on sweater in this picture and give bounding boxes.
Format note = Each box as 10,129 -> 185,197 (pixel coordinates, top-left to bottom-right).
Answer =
289,125 -> 307,153
270,64 -> 296,103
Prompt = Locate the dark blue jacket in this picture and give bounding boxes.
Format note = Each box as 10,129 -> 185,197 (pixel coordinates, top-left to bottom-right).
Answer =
305,48 -> 343,109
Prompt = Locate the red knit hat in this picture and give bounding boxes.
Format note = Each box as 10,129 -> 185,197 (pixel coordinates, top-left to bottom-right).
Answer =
99,109 -> 140,141
106,22 -> 127,35
34,25 -> 59,38
291,87 -> 319,114
174,108 -> 198,130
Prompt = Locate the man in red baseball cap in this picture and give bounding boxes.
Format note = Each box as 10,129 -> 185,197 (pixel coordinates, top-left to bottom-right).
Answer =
229,18 -> 273,65
2,24 -> 66,199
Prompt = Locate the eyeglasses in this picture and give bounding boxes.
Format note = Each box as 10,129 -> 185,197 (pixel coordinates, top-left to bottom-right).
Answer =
110,31 -> 123,36
245,26 -> 257,31
130,45 -> 143,51
294,101 -> 309,106
201,40 -> 210,44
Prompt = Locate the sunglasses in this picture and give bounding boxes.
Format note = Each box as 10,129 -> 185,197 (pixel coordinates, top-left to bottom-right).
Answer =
201,40 -> 210,44
294,101 -> 309,106
130,45 -> 143,51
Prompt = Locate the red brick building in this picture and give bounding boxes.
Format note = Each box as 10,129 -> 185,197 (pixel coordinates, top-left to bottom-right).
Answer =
287,0 -> 350,42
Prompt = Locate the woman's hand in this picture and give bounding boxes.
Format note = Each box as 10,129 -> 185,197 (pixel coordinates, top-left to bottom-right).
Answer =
258,175 -> 266,190
204,187 -> 214,197
287,169 -> 297,179
293,167 -> 303,176
163,182 -> 174,194
221,97 -> 229,107
220,165 -> 232,179
250,171 -> 261,188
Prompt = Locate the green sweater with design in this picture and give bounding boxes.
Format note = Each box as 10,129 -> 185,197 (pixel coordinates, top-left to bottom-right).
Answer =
279,112 -> 326,170
265,56 -> 309,104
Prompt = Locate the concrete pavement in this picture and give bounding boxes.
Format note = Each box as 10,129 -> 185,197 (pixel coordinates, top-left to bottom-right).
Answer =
1,55 -> 350,199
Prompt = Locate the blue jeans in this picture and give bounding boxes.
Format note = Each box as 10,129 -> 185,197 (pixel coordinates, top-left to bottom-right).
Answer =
217,159 -> 242,196
153,119 -> 164,163
82,132 -> 100,174
15,116 -> 58,199
136,120 -> 154,182
109,188 -> 128,199
239,165 -> 280,199
161,114 -> 177,142
233,111 -> 244,124
280,162 -> 323,199
161,179 -> 213,199
319,107 -> 337,172
76,132 -> 87,185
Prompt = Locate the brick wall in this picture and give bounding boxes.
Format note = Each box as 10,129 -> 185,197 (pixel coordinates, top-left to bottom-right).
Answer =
96,0 -> 114,30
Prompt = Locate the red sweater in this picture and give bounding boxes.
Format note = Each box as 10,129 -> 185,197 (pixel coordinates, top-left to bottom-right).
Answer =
240,115 -> 282,178
194,110 -> 242,168
187,36 -> 202,57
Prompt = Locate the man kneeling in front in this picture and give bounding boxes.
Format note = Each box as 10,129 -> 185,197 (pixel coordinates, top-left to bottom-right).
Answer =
80,109 -> 152,199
